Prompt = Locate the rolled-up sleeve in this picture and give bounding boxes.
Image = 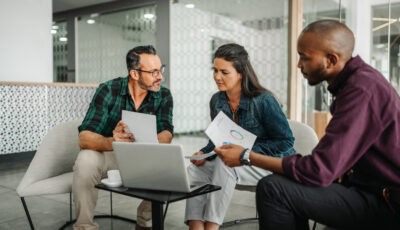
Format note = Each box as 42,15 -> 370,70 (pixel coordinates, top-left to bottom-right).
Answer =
156,89 -> 174,134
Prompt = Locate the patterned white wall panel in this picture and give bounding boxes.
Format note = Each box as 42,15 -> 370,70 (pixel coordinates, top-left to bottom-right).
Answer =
0,85 -> 48,155
170,2 -> 288,133
0,85 -> 96,155
48,86 -> 96,128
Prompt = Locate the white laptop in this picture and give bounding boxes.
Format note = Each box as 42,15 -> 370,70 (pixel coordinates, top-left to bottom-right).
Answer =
112,142 -> 208,193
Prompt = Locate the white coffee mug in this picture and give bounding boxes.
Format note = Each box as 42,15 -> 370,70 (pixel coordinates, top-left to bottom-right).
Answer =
107,170 -> 122,182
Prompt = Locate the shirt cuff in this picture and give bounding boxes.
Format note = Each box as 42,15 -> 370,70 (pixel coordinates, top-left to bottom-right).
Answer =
282,154 -> 301,180
79,125 -> 98,134
158,124 -> 174,136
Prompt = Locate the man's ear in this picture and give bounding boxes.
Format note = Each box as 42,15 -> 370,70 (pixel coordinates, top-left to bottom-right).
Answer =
129,69 -> 139,80
326,53 -> 339,68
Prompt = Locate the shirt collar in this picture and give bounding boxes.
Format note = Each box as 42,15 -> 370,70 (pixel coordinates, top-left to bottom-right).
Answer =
327,55 -> 363,96
120,76 -> 129,96
120,75 -> 161,99
238,93 -> 250,110
217,91 -> 250,111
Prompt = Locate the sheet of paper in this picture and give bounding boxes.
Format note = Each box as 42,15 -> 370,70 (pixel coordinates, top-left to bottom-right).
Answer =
184,152 -> 216,160
205,111 -> 256,149
121,110 -> 158,143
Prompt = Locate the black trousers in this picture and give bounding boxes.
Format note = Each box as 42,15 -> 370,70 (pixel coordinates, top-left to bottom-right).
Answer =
256,174 -> 400,230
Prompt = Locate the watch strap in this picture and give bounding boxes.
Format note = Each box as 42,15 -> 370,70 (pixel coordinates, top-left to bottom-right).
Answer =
240,148 -> 249,160
243,148 -> 251,161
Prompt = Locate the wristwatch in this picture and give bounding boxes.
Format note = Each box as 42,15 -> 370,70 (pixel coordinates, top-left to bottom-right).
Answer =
240,148 -> 251,166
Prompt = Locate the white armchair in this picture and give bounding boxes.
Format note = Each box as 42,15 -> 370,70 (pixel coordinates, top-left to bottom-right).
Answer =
16,119 -> 136,230
222,120 -> 319,226
16,119 -> 82,229
288,120 -> 319,156
17,119 -> 82,197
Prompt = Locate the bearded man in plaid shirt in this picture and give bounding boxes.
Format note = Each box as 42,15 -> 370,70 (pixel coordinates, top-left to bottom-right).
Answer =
74,45 -> 173,230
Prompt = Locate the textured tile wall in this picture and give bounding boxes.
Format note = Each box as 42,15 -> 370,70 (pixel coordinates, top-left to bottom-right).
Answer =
0,85 -> 96,154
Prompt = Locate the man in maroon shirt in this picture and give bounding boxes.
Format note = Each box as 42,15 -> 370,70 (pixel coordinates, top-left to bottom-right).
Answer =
215,20 -> 400,229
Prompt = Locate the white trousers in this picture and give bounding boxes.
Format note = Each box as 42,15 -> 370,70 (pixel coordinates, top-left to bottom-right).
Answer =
184,157 -> 271,225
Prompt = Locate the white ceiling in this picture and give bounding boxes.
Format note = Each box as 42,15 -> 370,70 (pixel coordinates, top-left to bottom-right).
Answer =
175,0 -> 348,21
176,0 -> 290,20
53,0 -> 340,16
53,0 -> 116,13
53,0 -> 400,24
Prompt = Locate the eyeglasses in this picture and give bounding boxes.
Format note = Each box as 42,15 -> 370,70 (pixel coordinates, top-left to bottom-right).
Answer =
134,65 -> 166,78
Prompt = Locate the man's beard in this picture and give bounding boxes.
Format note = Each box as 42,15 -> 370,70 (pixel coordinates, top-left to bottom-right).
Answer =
138,75 -> 161,92
305,63 -> 327,86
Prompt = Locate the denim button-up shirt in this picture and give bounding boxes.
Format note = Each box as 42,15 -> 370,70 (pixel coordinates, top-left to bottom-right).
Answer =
201,91 -> 296,159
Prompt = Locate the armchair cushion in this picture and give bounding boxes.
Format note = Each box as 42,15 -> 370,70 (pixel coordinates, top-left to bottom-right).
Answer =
17,119 -> 82,197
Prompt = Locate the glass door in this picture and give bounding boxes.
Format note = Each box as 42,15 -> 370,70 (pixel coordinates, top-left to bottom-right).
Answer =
76,5 -> 157,84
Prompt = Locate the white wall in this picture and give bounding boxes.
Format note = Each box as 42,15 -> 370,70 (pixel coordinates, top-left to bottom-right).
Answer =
344,0 -> 372,63
0,0 -> 52,83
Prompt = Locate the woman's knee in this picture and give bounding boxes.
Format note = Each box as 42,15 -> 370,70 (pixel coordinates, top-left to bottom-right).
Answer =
187,164 -> 200,179
213,157 -> 236,177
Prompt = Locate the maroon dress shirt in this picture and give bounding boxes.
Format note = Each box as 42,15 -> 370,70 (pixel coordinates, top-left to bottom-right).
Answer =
283,56 -> 400,190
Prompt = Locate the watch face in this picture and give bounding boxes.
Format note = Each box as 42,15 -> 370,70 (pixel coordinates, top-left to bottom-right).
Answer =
240,159 -> 250,166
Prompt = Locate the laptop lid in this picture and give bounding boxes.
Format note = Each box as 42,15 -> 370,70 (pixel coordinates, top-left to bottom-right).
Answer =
112,142 -> 192,193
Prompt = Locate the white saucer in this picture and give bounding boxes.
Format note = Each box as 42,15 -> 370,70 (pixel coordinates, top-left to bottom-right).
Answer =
101,178 -> 122,187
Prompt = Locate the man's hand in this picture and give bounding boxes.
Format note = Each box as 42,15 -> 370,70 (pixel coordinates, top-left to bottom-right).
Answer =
214,144 -> 244,167
190,151 -> 206,166
112,121 -> 135,142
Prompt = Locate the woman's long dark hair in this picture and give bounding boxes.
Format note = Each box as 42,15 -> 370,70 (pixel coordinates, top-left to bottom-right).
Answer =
213,43 -> 275,98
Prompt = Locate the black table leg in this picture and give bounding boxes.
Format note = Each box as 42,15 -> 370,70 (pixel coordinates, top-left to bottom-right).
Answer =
151,201 -> 164,230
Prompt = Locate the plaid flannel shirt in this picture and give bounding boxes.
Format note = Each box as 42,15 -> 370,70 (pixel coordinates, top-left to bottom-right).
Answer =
79,76 -> 173,137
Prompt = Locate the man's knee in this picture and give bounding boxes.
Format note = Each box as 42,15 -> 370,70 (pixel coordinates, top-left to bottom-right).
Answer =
257,174 -> 289,200
73,150 -> 104,184
74,149 -> 104,170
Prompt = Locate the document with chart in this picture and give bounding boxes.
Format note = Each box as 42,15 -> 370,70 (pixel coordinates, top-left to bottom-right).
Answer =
121,110 -> 158,143
185,111 -> 257,161
205,111 -> 257,150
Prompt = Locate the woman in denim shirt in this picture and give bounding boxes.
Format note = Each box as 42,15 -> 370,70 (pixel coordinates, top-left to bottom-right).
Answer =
185,43 -> 296,230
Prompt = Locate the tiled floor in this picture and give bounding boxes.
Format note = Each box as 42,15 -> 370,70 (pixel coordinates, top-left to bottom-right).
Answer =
0,135 -> 329,230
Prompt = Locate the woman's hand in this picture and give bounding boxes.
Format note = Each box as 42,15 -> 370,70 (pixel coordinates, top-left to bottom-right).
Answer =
191,151 -> 206,166
112,121 -> 135,142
